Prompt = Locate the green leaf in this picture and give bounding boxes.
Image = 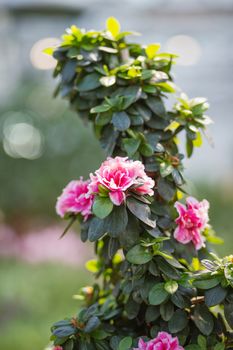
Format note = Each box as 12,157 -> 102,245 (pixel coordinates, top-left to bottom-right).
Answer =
160,162 -> 174,178
95,112 -> 112,126
205,285 -> 227,307
77,73 -> 101,92
118,337 -> 132,350
197,335 -> 207,350
146,96 -> 166,118
185,345 -> 201,350
224,302 -> 233,328
157,177 -> 176,202
193,277 -> 220,290
214,343 -> 225,350
168,310 -> 188,333
186,136 -> 194,158
91,329 -> 110,340
149,283 -> 169,305
100,76 -> 116,87
83,316 -> 100,333
123,138 -> 141,157
164,280 -> 179,294
106,17 -> 121,38
88,217 -> 106,242
140,143 -> 154,157
127,197 -> 156,228
145,305 -> 160,322
43,47 -> 54,55
85,259 -> 98,273
103,205 -> 128,237
126,244 -> 153,265
160,301 -> 174,321
112,111 -> 131,131
59,216 -> 76,239
93,196 -> 113,219
193,304 -> 214,336
91,104 -> 112,113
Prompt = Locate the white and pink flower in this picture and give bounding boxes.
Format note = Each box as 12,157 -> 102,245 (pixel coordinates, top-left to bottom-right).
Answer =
56,178 -> 94,221
134,332 -> 184,350
88,156 -> 155,206
174,196 -> 209,250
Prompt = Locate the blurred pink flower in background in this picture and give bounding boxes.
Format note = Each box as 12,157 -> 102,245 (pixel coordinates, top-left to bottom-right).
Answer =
56,178 -> 94,221
134,332 -> 183,350
88,156 -> 154,205
174,196 -> 209,250
0,224 -> 91,265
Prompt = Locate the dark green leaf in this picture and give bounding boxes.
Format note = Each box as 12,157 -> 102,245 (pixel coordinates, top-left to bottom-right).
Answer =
83,316 -> 101,333
193,305 -> 214,335
145,96 -> 166,118
127,197 -> 156,228
145,305 -> 160,322
205,285 -> 227,307
193,278 -> 220,290
149,283 -> 169,305
88,217 -> 106,242
126,244 -> 153,265
112,111 -> 131,131
157,177 -> 176,202
103,205 -> 128,237
224,302 -> 233,328
160,301 -> 174,321
168,310 -> 188,333
77,73 -> 101,92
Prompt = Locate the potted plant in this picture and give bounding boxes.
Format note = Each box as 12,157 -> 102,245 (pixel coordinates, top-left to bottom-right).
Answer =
45,17 -> 233,350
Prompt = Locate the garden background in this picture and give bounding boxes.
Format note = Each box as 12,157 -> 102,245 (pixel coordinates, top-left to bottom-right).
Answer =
0,1 -> 233,349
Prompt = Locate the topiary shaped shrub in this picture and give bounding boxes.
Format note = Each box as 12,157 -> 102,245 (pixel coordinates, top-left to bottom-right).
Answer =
45,17 -> 233,350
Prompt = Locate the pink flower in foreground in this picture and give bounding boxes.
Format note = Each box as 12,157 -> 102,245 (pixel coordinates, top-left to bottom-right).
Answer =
88,157 -> 155,206
135,332 -> 183,350
53,347 -> 63,350
174,196 -> 209,250
56,179 -> 94,221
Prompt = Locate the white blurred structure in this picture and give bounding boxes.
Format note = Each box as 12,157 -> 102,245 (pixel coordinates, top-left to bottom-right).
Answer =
0,0 -> 233,180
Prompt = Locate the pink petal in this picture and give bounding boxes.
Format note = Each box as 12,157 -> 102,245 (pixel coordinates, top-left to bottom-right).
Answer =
109,191 -> 125,206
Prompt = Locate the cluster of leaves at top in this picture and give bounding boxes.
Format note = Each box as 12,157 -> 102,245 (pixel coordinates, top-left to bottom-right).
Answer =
47,18 -> 232,350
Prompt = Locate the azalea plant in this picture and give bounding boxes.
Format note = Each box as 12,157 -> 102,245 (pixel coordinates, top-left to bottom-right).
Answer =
45,17 -> 233,350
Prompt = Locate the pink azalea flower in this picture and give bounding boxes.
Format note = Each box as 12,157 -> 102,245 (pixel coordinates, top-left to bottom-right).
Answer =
53,347 -> 63,350
56,178 -> 94,221
135,332 -> 184,350
174,196 -> 209,250
88,157 -> 154,206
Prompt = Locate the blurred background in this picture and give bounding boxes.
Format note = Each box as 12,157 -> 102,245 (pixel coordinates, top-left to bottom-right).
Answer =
0,1 -> 233,349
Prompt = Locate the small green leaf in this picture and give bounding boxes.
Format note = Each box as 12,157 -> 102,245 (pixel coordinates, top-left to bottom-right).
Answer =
140,143 -> 154,157
160,162 -> 174,178
93,196 -> 113,219
149,283 -> 169,305
157,177 -> 176,202
122,138 -> 141,157
118,337 -> 132,350
197,335 -> 207,350
112,111 -> 131,131
168,310 -> 188,333
164,280 -> 178,294
76,73 -> 101,92
126,244 -> 153,265
91,104 -> 111,113
100,75 -> 116,87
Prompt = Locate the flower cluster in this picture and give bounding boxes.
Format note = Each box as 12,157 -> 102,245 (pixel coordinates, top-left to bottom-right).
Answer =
89,156 -> 155,206
56,179 -> 93,221
56,156 -> 155,220
135,332 -> 183,350
174,196 -> 209,250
